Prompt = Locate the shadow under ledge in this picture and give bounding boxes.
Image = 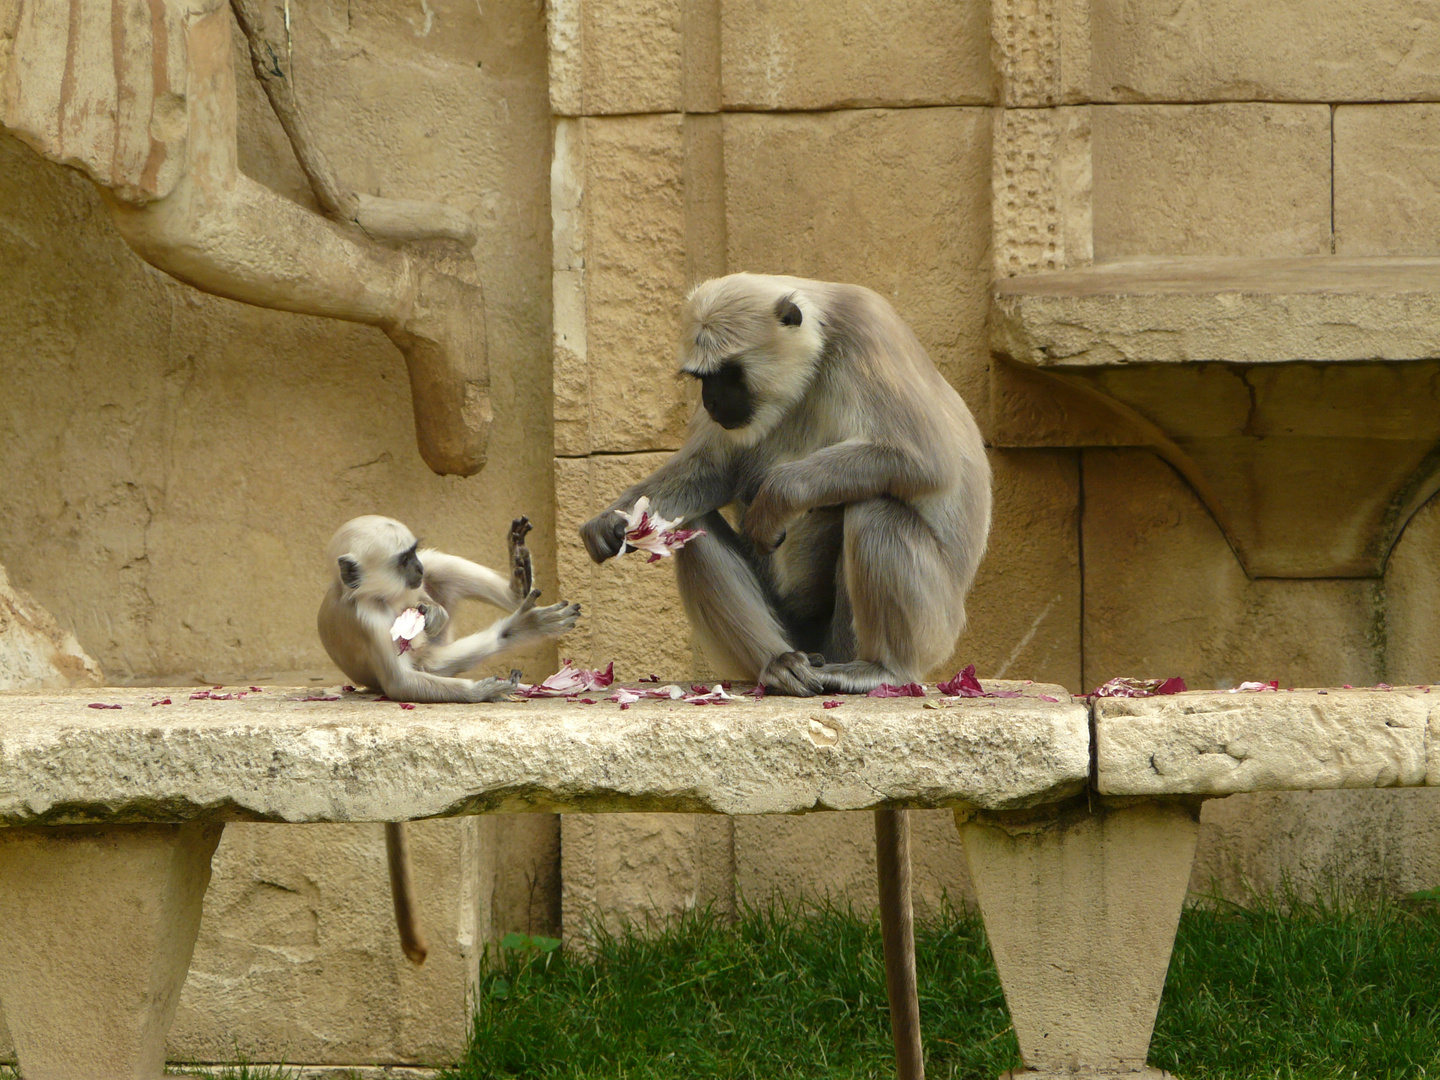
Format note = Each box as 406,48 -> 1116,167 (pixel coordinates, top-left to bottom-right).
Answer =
989,255 -> 1440,579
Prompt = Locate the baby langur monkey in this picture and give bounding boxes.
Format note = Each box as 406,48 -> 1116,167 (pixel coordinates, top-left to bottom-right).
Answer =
319,514 -> 579,964
580,273 -> 992,1080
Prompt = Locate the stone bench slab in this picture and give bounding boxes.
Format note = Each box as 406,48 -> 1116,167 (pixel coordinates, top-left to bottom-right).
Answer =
1096,688 -> 1438,796
0,685 -> 1087,826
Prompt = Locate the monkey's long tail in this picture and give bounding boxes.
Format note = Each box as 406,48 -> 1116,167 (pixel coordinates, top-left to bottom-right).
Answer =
876,807 -> 924,1080
386,821 -> 430,965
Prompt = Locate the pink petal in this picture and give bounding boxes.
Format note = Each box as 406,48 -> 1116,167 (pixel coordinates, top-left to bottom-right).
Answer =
151,698 -> 172,706
1090,677 -> 1188,699
938,664 -> 985,697
867,683 -> 926,698
87,703 -> 121,709
399,702 -> 416,710
822,700 -> 843,709
1039,695 -> 1060,702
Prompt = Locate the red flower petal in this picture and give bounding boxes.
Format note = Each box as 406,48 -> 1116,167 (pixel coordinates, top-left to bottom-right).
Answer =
867,683 -> 926,698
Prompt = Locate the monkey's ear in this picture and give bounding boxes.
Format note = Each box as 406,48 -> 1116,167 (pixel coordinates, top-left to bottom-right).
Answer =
775,296 -> 803,327
338,556 -> 363,590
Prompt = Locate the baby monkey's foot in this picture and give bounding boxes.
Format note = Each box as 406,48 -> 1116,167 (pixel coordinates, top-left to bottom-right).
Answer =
508,516 -> 535,605
500,588 -> 581,646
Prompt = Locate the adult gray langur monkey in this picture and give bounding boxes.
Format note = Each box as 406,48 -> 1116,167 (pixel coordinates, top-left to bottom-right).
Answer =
318,514 -> 580,964
579,273 -> 992,1080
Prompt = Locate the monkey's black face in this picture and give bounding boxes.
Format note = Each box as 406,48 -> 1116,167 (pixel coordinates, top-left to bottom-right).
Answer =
699,361 -> 754,430
397,545 -> 424,590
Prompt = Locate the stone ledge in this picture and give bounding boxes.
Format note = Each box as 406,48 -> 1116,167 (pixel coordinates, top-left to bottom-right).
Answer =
993,256 -> 1440,367
0,685 -> 1086,826
1096,688 -> 1437,796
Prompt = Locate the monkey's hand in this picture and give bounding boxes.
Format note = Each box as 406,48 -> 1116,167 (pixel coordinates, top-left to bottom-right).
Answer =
498,588 -> 582,646
580,509 -> 630,564
758,651 -> 822,697
418,601 -> 450,639
508,517 -> 535,606
466,670 -> 524,703
743,471 -> 798,555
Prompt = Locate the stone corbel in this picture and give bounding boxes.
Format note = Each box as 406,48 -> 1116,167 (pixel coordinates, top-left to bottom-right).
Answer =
1,0 -> 490,476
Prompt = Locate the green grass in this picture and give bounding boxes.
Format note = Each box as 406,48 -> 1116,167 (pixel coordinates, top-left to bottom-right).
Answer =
447,894 -> 1440,1080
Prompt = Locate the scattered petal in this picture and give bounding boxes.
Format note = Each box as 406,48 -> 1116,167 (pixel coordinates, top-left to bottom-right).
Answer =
867,683 -> 926,698
87,703 -> 121,709
517,660 -> 616,698
1229,680 -> 1279,693
1089,676 -> 1187,699
151,698 -> 172,707
1038,695 -> 1060,702
822,700 -> 843,709
937,664 -> 1024,699
299,694 -> 341,702
607,685 -> 686,705
399,702 -> 416,710
249,686 -> 263,693
639,675 -> 660,683
684,684 -> 742,704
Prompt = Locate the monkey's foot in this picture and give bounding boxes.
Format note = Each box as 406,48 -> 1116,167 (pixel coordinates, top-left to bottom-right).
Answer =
467,671 -> 523,703
508,517 -> 535,603
501,591 -> 581,647
383,268 -> 490,477
757,651 -> 822,696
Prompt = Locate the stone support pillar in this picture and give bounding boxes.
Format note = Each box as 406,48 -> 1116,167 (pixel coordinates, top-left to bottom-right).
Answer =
0,823 -> 222,1080
957,800 -> 1197,1079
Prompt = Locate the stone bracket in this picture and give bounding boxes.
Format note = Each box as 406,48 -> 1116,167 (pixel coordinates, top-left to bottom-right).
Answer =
990,257 -> 1440,578
957,799 -> 1198,1079
0,823 -> 223,1080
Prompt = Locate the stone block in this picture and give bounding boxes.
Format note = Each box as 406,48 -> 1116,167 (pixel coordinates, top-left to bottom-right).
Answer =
721,0 -> 990,110
550,116 -> 695,457
1384,491 -> 1440,687
0,686 -> 1089,824
547,0 -> 684,115
1091,105 -> 1331,260
993,105 -> 1093,277
554,453 -> 699,681
951,449 -> 1082,693
0,562 -> 102,693
722,107 -> 993,418
1190,788 -> 1440,903
1083,0 -> 1440,104
560,813 -> 733,944
168,819 -> 484,1064
1096,689 -> 1431,797
1335,105 -> 1440,257
992,257 -> 1440,369
734,808 -> 974,917
1081,448 -> 1383,691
